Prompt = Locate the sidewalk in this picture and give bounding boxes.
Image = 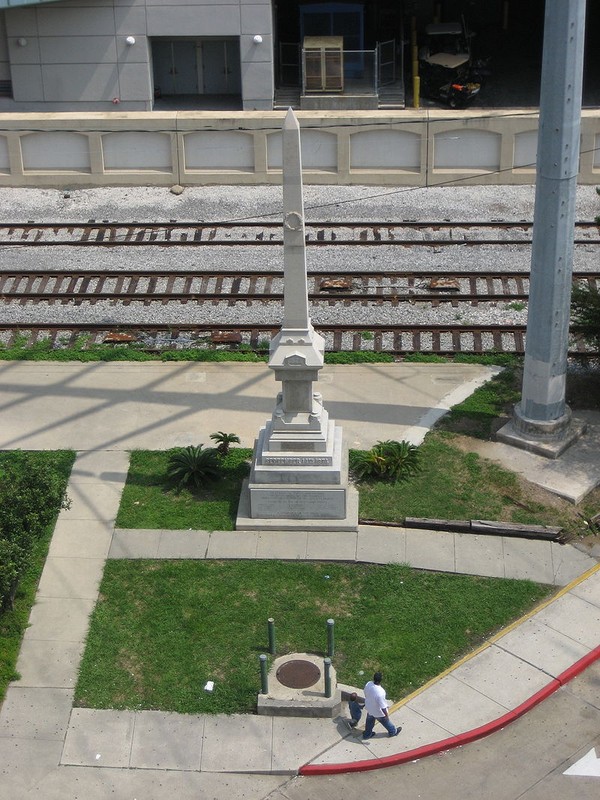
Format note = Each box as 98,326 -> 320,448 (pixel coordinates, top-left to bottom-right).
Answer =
0,361 -> 599,795
0,449 -> 598,793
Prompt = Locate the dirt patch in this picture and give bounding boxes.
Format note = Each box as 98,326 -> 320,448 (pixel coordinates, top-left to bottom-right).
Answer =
447,433 -> 599,539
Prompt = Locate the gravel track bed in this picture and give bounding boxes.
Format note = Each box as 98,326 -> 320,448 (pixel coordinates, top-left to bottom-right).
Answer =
1,185 -> 596,343
0,298 -> 529,327
0,184 -> 598,223
0,243 -> 598,274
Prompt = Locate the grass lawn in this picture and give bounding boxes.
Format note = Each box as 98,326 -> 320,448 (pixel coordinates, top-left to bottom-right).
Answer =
116,448 -> 252,531
356,429 -> 590,535
75,560 -> 551,715
0,450 -> 76,702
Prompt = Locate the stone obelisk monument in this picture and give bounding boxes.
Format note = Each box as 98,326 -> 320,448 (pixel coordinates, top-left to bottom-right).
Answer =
236,108 -> 358,531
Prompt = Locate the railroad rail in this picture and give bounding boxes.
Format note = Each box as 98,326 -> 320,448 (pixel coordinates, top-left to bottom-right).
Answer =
0,220 -> 598,247
1,269 -> 598,305
0,323 -> 595,357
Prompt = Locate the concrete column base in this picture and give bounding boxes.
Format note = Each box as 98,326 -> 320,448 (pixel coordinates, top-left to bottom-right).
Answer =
496,403 -> 587,459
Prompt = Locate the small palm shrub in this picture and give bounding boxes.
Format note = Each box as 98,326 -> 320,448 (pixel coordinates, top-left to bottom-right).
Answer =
350,440 -> 421,484
167,445 -> 221,490
209,431 -> 241,457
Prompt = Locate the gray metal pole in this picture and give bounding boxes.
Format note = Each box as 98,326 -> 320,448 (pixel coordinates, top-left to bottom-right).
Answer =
268,617 -> 276,655
326,618 -> 335,658
259,654 -> 268,694
324,657 -> 332,698
512,0 -> 586,441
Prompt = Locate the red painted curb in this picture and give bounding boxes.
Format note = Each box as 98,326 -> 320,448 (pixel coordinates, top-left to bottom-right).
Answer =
299,644 -> 600,776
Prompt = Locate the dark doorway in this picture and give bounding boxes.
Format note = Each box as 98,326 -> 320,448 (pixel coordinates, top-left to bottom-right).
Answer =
151,38 -> 242,107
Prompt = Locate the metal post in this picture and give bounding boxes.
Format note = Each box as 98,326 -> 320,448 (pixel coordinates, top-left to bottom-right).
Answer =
268,617 -> 276,655
324,657 -> 332,698
327,618 -> 335,658
498,0 -> 587,454
259,654 -> 268,694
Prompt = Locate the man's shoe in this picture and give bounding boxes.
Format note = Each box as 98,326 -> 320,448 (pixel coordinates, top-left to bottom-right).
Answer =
389,726 -> 402,737
362,732 -> 375,740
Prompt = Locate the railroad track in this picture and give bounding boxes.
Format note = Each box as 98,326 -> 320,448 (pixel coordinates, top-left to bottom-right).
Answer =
0,323 -> 595,357
1,269 -> 598,305
0,220 -> 598,246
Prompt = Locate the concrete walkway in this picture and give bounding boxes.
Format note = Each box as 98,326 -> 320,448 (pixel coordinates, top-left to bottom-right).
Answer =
0,360 -> 599,795
0,449 -> 598,794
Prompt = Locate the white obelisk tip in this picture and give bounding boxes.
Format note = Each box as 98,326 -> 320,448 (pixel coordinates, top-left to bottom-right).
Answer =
284,107 -> 299,130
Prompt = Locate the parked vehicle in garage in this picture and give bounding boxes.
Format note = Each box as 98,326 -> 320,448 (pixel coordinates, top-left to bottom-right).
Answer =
419,21 -> 485,108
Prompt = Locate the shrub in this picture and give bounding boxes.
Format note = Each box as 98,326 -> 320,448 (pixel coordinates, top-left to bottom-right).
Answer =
209,431 -> 241,457
350,440 -> 421,484
0,451 -> 72,610
571,282 -> 600,351
166,445 -> 221,490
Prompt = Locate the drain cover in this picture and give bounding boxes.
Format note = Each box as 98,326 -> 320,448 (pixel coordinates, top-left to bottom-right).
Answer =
276,659 -> 321,689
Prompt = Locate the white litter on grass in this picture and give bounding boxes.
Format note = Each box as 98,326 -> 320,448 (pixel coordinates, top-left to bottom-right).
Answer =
204,680 -> 214,692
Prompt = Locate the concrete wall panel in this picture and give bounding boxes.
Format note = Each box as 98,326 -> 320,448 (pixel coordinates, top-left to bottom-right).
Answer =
42,63 -> 119,101
8,36 -> 41,65
241,58 -> 272,106
241,4 -> 272,34
514,130 -> 538,170
266,129 -> 336,171
21,131 -> 90,170
117,61 -> 151,100
0,110 -> 597,187
114,6 -> 148,35
5,8 -> 38,38
39,36 -> 117,64
184,130 -> 253,170
350,129 -> 420,170
10,64 -> 43,100
434,129 -> 502,171
102,130 -> 172,170
146,6 -> 239,37
0,135 -> 9,171
36,8 -> 116,37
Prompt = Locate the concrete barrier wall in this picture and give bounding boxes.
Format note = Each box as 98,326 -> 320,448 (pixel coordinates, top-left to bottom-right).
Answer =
0,109 -> 598,187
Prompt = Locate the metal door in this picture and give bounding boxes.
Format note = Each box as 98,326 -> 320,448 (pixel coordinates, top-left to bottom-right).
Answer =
202,39 -> 241,94
152,41 -> 198,95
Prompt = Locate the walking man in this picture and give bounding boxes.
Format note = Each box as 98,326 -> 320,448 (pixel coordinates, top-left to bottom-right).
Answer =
362,672 -> 401,740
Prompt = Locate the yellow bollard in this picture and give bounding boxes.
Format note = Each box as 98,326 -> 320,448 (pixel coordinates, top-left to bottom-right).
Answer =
413,75 -> 420,109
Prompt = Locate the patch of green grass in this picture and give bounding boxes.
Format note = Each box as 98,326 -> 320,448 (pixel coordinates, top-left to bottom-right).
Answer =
324,351 -> 394,364
357,432 -> 513,522
437,366 -> 521,438
0,336 -> 393,365
75,560 -> 551,715
116,448 -> 252,530
356,430 -> 588,535
0,450 -> 75,702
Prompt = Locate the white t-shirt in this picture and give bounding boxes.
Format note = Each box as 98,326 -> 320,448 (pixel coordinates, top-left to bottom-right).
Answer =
364,680 -> 388,717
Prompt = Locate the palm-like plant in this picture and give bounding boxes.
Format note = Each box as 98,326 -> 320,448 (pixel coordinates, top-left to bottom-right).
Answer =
209,431 -> 241,457
350,440 -> 421,484
167,445 -> 221,490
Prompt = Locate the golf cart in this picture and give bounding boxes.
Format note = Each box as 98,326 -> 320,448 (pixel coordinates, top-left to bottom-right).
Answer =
419,21 -> 482,108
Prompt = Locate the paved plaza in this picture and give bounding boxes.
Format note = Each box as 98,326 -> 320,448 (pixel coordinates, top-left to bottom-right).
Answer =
0,359 -> 599,797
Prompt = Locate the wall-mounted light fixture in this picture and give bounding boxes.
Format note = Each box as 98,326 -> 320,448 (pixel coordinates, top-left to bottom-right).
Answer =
16,38 -> 28,47
125,36 -> 136,46
253,34 -> 263,44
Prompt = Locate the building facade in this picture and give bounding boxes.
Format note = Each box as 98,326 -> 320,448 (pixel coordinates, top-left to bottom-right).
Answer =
0,0 -> 274,111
